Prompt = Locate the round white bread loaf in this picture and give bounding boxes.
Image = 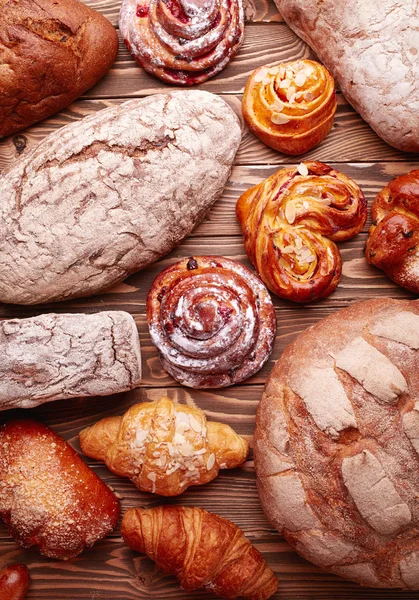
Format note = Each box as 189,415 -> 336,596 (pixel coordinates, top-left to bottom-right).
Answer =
255,298 -> 419,589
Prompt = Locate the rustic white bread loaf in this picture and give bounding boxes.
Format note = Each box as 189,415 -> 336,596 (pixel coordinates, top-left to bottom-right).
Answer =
0,311 -> 141,410
255,298 -> 419,589
274,0 -> 419,152
0,90 -> 241,304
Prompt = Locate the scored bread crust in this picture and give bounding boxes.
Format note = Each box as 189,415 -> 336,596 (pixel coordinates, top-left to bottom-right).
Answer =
255,298 -> 419,589
274,0 -> 419,152
0,90 -> 241,304
0,0 -> 118,137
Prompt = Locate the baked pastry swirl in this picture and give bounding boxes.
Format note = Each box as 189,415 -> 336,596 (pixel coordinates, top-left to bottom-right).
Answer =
236,161 -> 367,303
122,506 -> 278,599
366,170 -> 419,293
79,396 -> 249,496
242,59 -> 337,155
119,0 -> 244,85
147,256 -> 276,388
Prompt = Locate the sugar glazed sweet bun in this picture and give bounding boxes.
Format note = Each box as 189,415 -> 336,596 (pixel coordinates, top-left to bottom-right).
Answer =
147,256 -> 276,388
242,60 -> 337,155
236,161 -> 367,303
366,170 -> 419,293
119,0 -> 244,85
255,298 -> 419,589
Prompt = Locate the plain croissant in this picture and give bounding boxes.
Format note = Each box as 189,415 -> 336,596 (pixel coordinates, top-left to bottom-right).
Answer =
79,396 -> 249,496
122,506 -> 278,600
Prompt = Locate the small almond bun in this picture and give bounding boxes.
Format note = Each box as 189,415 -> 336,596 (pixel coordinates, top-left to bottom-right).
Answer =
242,59 -> 337,155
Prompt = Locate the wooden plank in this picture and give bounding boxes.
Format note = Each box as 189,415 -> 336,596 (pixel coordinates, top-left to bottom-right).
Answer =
82,0 -> 283,26
2,97 -> 417,171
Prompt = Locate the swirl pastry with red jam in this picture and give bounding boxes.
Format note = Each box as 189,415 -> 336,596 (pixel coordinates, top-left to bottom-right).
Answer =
119,0 -> 244,85
147,256 -> 276,388
236,161 -> 367,303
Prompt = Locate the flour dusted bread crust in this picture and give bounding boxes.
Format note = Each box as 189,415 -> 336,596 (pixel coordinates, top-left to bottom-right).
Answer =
274,0 -> 419,152
0,91 -> 241,305
0,420 -> 120,559
0,311 -> 142,411
255,298 -> 419,588
0,0 -> 118,138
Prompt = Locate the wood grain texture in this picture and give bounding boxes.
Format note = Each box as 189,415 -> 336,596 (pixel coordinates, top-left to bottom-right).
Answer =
0,0 -> 418,598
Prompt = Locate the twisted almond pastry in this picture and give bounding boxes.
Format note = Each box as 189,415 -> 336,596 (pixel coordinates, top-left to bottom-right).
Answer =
122,506 -> 278,599
236,161 -> 367,303
242,59 -> 337,155
119,0 -> 244,85
366,170 -> 419,293
79,396 -> 249,496
147,256 -> 276,388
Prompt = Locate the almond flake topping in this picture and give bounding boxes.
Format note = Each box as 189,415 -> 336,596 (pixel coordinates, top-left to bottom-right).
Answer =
206,453 -> 216,470
189,414 -> 202,433
268,66 -> 280,75
254,67 -> 269,83
286,86 -> 297,102
279,78 -> 291,89
147,472 -> 157,482
281,246 -> 294,255
295,236 -> 303,250
285,202 -> 296,224
262,77 -> 271,85
294,72 -> 307,87
305,91 -> 315,101
271,113 -> 290,125
270,100 -> 285,113
297,163 -> 309,176
135,429 -> 148,446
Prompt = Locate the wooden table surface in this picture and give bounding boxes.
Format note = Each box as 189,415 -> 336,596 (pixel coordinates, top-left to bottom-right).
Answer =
1,0 -> 418,598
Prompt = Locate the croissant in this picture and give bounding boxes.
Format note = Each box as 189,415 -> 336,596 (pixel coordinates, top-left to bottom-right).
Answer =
122,506 -> 278,600
147,256 -> 276,388
242,59 -> 337,155
79,396 -> 249,496
0,565 -> 29,600
119,0 -> 244,85
366,170 -> 419,293
236,161 -> 367,303
0,420 -> 120,559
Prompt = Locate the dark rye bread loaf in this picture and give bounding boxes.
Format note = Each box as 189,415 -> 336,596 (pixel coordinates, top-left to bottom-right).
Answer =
274,0 -> 419,152
0,90 -> 241,304
0,311 -> 142,410
255,298 -> 419,589
0,0 -> 118,138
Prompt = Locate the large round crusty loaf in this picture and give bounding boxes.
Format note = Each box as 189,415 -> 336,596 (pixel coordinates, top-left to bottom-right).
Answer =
255,298 -> 419,589
0,90 -> 241,304
0,0 -> 118,138
274,0 -> 419,152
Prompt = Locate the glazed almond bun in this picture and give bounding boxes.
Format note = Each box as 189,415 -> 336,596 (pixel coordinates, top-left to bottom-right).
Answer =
255,298 -> 419,589
242,59 -> 337,155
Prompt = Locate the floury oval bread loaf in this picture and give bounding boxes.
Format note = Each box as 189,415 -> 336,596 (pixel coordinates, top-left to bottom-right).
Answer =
0,91 -> 241,304
0,0 -> 118,137
255,298 -> 419,589
0,311 -> 141,411
274,0 -> 419,152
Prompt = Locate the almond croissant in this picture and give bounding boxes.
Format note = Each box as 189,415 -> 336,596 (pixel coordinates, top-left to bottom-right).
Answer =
122,506 -> 278,600
79,396 -> 249,496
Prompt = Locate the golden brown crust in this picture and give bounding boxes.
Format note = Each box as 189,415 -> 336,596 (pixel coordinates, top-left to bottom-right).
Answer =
147,256 -> 276,387
366,170 -> 419,293
121,505 -> 278,599
0,0 -> 118,137
0,565 -> 29,600
255,298 -> 419,589
79,396 -> 249,496
242,60 -> 337,155
119,0 -> 244,85
236,161 -> 367,303
0,420 -> 120,559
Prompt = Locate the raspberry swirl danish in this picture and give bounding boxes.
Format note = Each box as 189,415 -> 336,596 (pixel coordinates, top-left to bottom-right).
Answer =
236,162 -> 367,303
147,256 -> 276,388
119,0 -> 244,85
242,60 -> 337,155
